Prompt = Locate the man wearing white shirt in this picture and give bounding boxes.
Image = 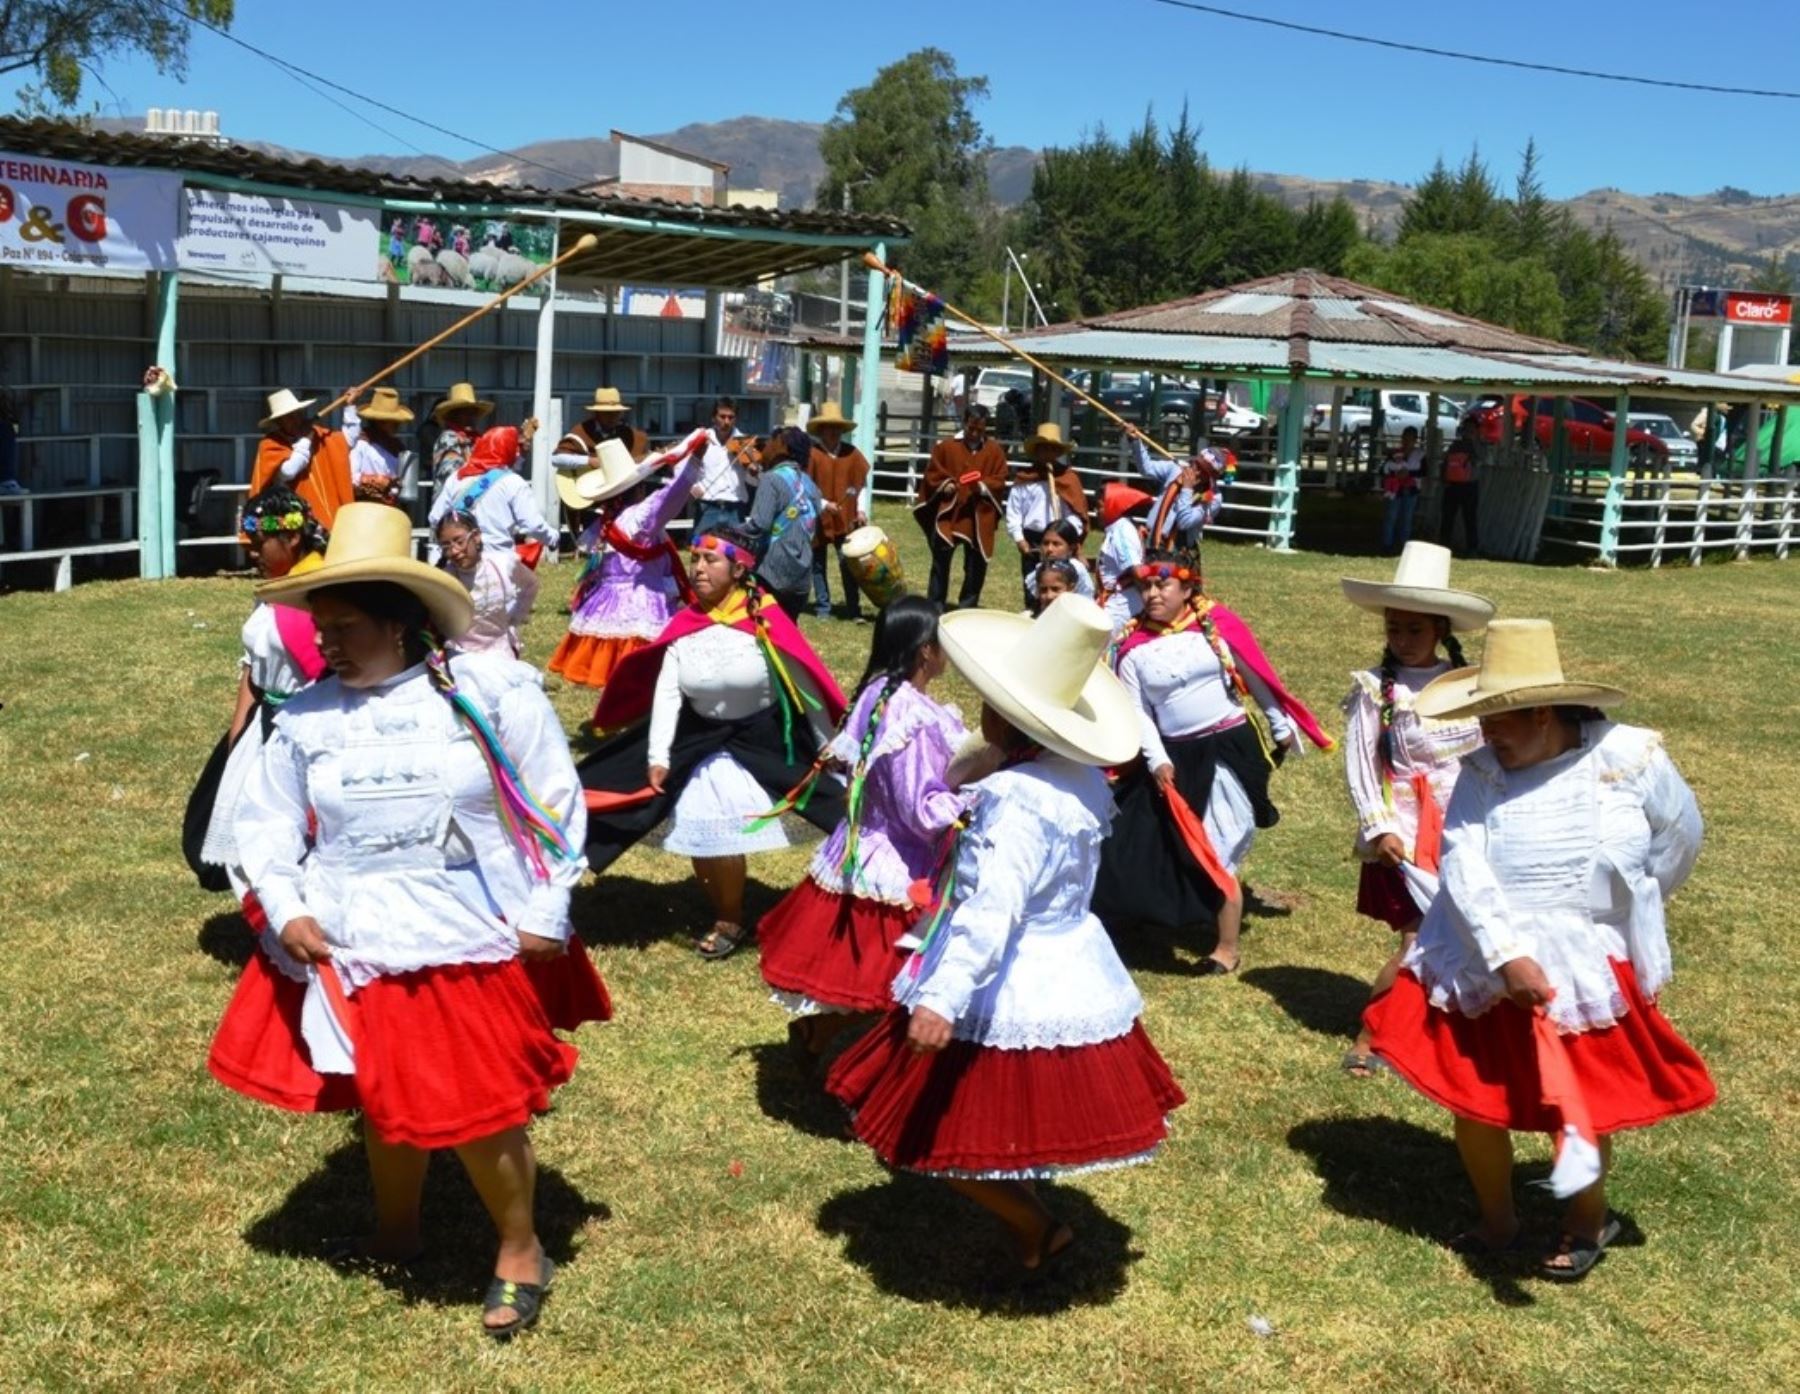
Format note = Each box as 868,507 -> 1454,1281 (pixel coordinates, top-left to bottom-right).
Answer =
693,397 -> 752,535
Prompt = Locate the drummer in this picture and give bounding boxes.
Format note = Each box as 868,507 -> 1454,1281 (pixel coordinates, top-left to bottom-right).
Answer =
804,403 -> 871,621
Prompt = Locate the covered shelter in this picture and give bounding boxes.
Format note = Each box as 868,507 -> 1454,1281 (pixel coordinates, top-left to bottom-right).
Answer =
952,271 -> 1800,564
0,116 -> 904,583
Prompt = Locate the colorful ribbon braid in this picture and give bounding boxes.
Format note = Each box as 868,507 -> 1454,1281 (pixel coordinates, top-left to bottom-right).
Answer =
423,635 -> 576,880
1197,601 -> 1278,765
749,588 -> 824,763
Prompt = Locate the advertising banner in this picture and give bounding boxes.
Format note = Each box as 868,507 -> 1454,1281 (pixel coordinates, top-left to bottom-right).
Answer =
179,188 -> 378,279
378,209 -> 555,291
0,151 -> 180,271
1724,291 -> 1792,326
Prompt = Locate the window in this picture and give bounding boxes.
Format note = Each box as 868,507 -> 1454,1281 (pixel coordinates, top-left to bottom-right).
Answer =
1390,394 -> 1423,414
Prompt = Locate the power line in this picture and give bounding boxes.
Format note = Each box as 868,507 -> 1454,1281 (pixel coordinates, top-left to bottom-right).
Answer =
149,0 -> 592,186
1148,0 -> 1800,100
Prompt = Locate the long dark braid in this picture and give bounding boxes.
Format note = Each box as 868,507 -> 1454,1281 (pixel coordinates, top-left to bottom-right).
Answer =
1442,633 -> 1467,668
1377,645 -> 1401,771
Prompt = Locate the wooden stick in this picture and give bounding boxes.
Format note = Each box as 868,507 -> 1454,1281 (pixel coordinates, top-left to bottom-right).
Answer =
318,232 -> 601,417
860,251 -> 1178,461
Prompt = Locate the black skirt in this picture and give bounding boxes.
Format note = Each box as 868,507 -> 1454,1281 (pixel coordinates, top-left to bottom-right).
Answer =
1094,721 -> 1276,930
181,695 -> 279,893
578,704 -> 846,873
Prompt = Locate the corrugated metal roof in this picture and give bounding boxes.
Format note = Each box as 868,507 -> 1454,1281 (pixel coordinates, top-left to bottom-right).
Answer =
957,330 -> 1294,371
0,116 -> 907,288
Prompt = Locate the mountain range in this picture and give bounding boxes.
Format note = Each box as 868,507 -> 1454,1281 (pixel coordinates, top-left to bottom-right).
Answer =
111,115 -> 1799,288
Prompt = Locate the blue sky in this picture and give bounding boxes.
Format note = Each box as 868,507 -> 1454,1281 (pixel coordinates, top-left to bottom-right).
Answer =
79,0 -> 1800,198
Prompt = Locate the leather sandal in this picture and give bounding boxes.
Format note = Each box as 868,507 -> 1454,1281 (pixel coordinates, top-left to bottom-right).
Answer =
483,1254 -> 555,1341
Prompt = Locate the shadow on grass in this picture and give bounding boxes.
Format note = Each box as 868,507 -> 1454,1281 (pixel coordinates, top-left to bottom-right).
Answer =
571,874 -> 791,951
818,1172 -> 1138,1315
196,909 -> 255,968
1240,966 -> 1370,1040
1285,1115 -> 1649,1306
244,1133 -> 609,1307
1100,917 -> 1222,979
741,1021 -> 885,1144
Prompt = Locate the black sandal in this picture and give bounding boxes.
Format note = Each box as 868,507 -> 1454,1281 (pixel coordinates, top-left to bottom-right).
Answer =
697,921 -> 751,961
1540,1215 -> 1621,1283
483,1254 -> 555,1341
1196,955 -> 1238,977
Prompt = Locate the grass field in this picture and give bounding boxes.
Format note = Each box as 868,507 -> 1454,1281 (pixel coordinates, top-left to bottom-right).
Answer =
3,511 -> 1797,1392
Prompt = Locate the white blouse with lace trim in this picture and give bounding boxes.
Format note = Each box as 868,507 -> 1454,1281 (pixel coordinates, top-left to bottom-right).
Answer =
235,652 -> 588,992
893,755 -> 1147,1050
1340,663 -> 1483,858
1404,721 -> 1702,1033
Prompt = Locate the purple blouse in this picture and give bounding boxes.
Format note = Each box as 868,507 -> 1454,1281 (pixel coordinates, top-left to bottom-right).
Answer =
809,680 -> 969,906
566,451 -> 702,642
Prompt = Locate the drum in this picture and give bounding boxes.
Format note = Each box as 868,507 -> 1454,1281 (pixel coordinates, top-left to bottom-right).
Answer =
842,525 -> 907,608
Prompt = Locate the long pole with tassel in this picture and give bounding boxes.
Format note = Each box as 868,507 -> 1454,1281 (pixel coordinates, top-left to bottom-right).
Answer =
317,231 -> 602,415
861,251 -> 1180,461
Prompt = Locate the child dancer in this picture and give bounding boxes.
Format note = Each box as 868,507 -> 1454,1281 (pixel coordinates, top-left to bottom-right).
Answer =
827,595 -> 1186,1267
1030,558 -> 1081,614
757,597 -> 969,1058
1096,482 -> 1154,635
1023,517 -> 1095,609
1337,542 -> 1494,1075
438,509 -> 539,659
184,487 -> 330,897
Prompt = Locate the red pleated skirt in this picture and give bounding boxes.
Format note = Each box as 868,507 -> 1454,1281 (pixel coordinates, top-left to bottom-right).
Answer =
825,1012 -> 1186,1175
1364,959 -> 1715,1135
208,941 -> 611,1149
757,877 -> 914,1013
1356,862 -> 1421,932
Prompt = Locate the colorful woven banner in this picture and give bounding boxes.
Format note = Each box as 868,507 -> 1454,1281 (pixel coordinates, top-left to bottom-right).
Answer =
892,285 -> 949,376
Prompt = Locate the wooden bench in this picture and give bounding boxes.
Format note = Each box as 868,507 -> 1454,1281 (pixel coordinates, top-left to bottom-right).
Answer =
0,487 -> 135,553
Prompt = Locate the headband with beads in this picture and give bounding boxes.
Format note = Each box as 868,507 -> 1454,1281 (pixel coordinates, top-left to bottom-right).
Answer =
692,533 -> 757,569
241,509 -> 308,535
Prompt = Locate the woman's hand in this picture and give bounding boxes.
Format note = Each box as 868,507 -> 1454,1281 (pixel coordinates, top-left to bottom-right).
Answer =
1498,955 -> 1554,1009
1372,833 -> 1407,867
907,1006 -> 953,1053
279,916 -> 332,964
648,765 -> 668,794
1152,763 -> 1176,793
517,931 -> 563,962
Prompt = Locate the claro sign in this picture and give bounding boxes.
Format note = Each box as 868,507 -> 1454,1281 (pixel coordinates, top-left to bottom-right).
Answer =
1724,292 -> 1793,325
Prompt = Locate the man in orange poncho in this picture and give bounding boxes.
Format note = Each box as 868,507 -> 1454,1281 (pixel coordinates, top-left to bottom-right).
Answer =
914,403 -> 1009,609
249,388 -> 354,528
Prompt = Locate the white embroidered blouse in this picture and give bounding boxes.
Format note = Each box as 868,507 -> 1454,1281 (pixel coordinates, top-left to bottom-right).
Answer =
894,755 -> 1145,1050
236,652 -> 587,992
1406,721 -> 1702,1033
1340,662 -> 1483,859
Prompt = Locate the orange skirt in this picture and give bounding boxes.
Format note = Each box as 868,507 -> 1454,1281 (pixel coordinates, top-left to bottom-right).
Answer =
548,632 -> 647,690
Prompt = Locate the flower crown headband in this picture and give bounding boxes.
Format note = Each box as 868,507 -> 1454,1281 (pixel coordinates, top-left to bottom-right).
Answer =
1127,561 -> 1200,586
692,533 -> 757,569
241,509 -> 308,535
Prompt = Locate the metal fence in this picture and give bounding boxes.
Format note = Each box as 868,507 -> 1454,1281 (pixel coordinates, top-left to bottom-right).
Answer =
1544,472 -> 1799,566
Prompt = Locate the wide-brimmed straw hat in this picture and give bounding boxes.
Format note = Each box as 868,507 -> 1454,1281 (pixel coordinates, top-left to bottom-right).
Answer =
1340,540 -> 1495,634
356,386 -> 415,425
568,438 -> 661,508
1023,421 -> 1071,457
582,386 -> 630,416
809,401 -> 855,431
1413,618 -> 1626,721
431,381 -> 495,423
936,594 -> 1139,767
257,502 -> 473,639
259,388 -> 317,429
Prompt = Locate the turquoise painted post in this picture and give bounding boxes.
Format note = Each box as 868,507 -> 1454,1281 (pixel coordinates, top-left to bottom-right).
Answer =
1268,379 -> 1305,552
1598,390 -> 1631,565
852,241 -> 886,515
136,271 -> 179,579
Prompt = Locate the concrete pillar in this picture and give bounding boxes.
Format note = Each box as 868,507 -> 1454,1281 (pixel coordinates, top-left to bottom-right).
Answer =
1598,390 -> 1631,565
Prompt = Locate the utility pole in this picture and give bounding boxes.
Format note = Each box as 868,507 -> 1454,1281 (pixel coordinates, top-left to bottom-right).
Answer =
838,183 -> 851,338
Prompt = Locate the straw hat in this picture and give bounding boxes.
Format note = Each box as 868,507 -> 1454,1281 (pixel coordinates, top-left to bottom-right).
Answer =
581,386 -> 630,417
1413,618 -> 1626,721
1101,481 -> 1154,529
356,386 -> 415,425
810,401 -> 855,431
1339,540 -> 1496,633
936,594 -> 1139,767
431,381 -> 495,423
568,438 -> 662,508
257,502 -> 473,639
259,388 -> 317,429
1023,421 -> 1071,457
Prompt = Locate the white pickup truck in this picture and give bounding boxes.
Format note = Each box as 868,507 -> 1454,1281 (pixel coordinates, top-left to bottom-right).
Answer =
1311,389 -> 1465,454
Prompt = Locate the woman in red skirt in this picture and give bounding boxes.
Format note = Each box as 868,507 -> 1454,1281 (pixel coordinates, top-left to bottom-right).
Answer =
1365,619 -> 1715,1281
827,595 -> 1186,1267
207,503 -> 610,1338
757,596 -> 973,1060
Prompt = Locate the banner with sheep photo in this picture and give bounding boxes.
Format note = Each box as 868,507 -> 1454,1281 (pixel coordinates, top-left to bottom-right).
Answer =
378,210 -> 557,291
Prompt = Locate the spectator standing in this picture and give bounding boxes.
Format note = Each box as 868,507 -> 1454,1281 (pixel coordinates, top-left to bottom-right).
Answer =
1440,419 -> 1481,556
914,405 -> 1009,609
0,388 -> 23,495
1380,426 -> 1425,554
804,403 -> 870,620
694,397 -> 752,534
749,427 -> 825,621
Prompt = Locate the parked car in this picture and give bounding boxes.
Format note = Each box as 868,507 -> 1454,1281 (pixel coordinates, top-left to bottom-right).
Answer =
1062,371 -> 1264,442
972,366 -> 1033,412
1312,389 -> 1465,453
1462,395 -> 1670,465
1626,412 -> 1699,469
